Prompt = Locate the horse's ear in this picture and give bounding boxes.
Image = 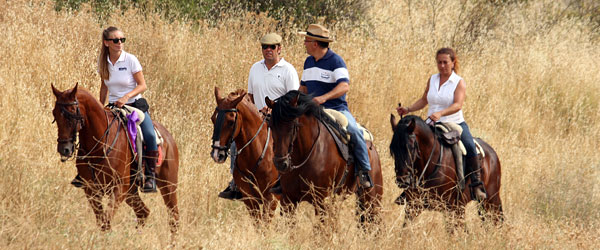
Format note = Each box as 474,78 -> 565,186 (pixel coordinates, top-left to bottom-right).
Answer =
51,83 -> 61,97
265,96 -> 275,108
231,92 -> 247,107
68,83 -> 78,99
290,92 -> 299,107
390,114 -> 398,131
214,86 -> 224,105
407,118 -> 416,133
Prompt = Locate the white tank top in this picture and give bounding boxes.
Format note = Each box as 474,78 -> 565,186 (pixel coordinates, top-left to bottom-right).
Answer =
426,71 -> 465,124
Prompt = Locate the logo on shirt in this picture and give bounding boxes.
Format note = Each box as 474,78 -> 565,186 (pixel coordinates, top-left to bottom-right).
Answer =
320,72 -> 330,79
118,67 -> 127,71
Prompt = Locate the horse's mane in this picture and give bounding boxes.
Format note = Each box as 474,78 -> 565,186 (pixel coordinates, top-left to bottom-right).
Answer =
225,89 -> 258,113
389,115 -> 430,161
270,90 -> 336,128
73,86 -> 105,109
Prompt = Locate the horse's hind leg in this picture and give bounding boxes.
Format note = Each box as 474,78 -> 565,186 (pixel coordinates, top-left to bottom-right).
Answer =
157,178 -> 179,233
356,187 -> 382,228
483,194 -> 504,224
125,192 -> 150,228
84,187 -> 108,231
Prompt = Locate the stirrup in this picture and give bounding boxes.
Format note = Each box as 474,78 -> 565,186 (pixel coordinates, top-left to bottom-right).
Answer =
142,178 -> 157,193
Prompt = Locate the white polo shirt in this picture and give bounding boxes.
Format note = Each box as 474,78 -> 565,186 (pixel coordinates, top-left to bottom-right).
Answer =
247,58 -> 299,110
426,71 -> 465,124
101,51 -> 143,104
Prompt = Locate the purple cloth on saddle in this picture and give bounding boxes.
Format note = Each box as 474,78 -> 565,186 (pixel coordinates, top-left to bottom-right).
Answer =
127,111 -> 139,153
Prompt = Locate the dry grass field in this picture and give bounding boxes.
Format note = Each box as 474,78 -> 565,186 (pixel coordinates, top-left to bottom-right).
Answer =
1,0 -> 599,248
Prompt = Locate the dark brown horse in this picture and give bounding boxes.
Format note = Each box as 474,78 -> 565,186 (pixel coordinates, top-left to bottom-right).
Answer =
210,87 -> 279,220
265,90 -> 383,225
51,83 -> 179,233
389,115 -> 503,224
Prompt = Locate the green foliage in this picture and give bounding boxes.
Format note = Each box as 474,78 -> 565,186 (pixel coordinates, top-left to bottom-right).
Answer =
53,0 -> 371,28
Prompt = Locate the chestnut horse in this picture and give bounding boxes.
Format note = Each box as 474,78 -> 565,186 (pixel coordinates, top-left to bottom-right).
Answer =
389,115 -> 503,224
51,83 -> 179,233
265,91 -> 383,225
210,87 -> 279,220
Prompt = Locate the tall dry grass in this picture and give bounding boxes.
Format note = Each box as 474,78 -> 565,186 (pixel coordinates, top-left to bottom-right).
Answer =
1,0 -> 599,248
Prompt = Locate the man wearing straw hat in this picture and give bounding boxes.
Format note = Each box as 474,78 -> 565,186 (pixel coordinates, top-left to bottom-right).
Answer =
296,24 -> 373,189
219,33 -> 300,200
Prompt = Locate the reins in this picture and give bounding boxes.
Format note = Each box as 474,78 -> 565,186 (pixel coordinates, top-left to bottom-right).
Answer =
274,116 -> 321,171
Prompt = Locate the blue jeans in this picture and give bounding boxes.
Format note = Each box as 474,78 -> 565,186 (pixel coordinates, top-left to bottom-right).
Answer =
340,110 -> 371,172
140,111 -> 157,152
459,122 -> 477,157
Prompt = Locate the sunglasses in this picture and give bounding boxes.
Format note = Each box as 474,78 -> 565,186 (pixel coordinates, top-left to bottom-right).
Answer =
261,44 -> 278,50
106,38 -> 126,44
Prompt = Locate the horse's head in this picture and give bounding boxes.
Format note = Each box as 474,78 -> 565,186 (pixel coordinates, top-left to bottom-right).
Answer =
389,114 -> 424,188
266,90 -> 318,172
210,87 -> 247,163
52,83 -> 84,161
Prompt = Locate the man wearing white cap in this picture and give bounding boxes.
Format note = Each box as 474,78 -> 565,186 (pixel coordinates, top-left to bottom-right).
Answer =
219,33 -> 300,200
297,24 -> 373,188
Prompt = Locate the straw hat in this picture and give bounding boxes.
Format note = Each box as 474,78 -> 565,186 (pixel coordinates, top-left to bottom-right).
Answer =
298,24 -> 334,42
260,33 -> 282,45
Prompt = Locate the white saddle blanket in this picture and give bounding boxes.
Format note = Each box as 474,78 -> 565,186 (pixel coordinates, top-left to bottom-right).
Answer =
323,109 -> 373,142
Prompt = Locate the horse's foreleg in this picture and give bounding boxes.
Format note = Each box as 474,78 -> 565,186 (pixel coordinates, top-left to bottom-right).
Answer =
84,187 -> 107,230
125,193 -> 150,229
105,185 -> 127,231
403,203 -> 423,227
263,193 -> 278,221
280,197 -> 298,228
157,178 -> 179,234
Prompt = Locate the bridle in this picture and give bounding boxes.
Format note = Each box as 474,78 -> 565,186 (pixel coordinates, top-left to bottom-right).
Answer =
396,125 -> 439,189
272,116 -> 321,171
211,108 -> 239,152
54,99 -> 84,145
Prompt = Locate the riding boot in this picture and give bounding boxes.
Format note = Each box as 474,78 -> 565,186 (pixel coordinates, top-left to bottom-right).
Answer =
467,155 -> 487,201
357,169 -> 373,189
269,176 -> 282,194
218,179 -> 243,200
71,174 -> 84,188
142,150 -> 158,193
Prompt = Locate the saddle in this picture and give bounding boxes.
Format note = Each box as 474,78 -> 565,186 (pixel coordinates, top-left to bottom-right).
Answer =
435,123 -> 485,191
321,109 -> 374,165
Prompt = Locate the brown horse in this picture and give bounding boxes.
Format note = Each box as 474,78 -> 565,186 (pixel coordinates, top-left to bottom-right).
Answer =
265,90 -> 383,225
51,83 -> 179,233
389,115 -> 503,224
210,87 -> 279,220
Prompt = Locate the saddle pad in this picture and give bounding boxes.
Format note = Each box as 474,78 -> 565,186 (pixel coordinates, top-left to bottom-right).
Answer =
139,126 -> 165,146
323,109 -> 373,142
118,105 -> 145,125
436,122 -> 484,157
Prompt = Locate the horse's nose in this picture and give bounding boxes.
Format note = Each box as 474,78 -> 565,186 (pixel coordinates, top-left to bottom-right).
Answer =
211,149 -> 228,163
273,157 -> 289,172
57,143 -> 72,156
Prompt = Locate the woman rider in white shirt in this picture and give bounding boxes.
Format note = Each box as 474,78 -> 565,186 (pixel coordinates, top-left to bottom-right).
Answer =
396,48 -> 487,201
71,26 -> 158,193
